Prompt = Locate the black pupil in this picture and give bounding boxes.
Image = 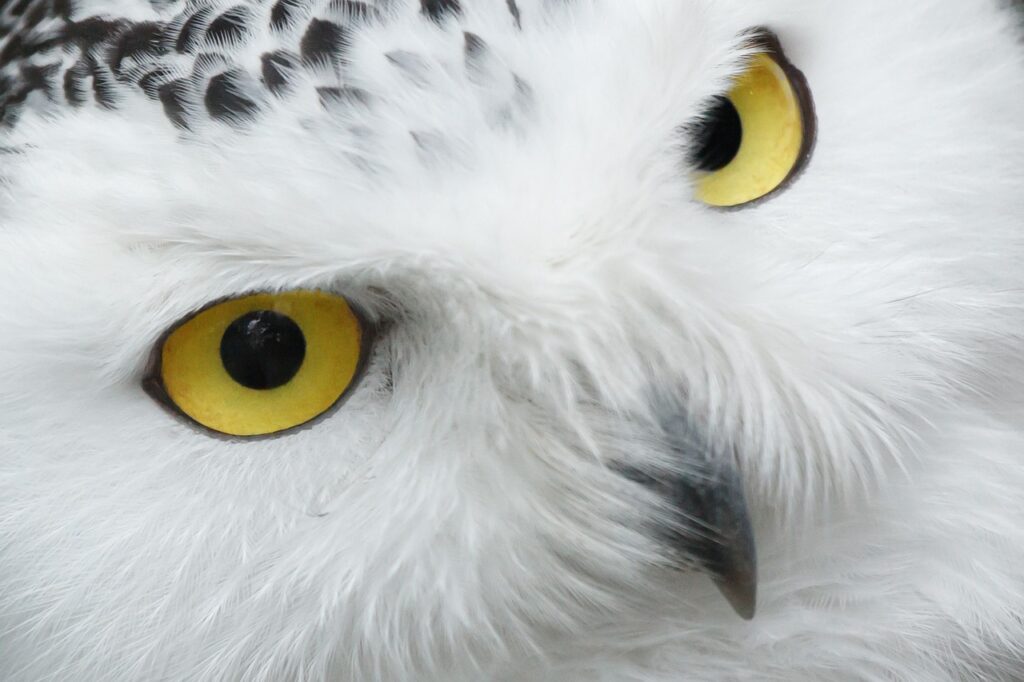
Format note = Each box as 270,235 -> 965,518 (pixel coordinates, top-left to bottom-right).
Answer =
690,96 -> 743,172
220,310 -> 306,390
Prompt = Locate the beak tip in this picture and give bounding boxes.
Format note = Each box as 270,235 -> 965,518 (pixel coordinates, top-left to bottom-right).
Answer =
714,574 -> 757,620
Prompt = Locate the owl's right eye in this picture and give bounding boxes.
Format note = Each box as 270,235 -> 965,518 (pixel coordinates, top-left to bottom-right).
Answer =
688,30 -> 816,208
144,290 -> 368,437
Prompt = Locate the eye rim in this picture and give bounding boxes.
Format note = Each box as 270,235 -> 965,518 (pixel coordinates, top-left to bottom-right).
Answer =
689,28 -> 817,210
142,290 -> 378,441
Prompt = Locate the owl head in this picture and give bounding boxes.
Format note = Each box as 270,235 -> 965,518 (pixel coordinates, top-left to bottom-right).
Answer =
1,0 -> 1022,679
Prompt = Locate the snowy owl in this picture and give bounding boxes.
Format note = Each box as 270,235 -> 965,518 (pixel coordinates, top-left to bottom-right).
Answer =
1,0 -> 1023,679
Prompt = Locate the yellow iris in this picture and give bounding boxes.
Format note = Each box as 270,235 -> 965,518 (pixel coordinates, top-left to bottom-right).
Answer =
152,290 -> 365,437
695,45 -> 814,208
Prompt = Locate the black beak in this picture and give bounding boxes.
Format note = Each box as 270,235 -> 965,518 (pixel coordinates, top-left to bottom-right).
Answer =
625,411 -> 758,620
664,450 -> 757,619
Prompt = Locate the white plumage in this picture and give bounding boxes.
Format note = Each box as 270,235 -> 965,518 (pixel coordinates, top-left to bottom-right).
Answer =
1,0 -> 1023,679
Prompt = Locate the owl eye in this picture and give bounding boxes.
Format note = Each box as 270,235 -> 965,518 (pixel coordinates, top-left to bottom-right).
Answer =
145,290 -> 367,437
689,32 -> 815,208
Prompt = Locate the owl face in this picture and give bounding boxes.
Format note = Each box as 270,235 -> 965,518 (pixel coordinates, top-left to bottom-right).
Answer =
1,0 -> 1022,679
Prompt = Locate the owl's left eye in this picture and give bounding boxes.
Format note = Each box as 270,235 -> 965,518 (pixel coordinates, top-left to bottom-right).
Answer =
688,31 -> 816,208
145,290 -> 368,437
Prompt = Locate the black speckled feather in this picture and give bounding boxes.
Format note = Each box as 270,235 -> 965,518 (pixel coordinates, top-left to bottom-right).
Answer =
0,0 -> 526,128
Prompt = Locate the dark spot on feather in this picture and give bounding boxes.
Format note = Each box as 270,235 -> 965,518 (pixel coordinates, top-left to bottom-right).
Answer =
385,50 -> 430,85
0,100 -> 21,127
108,21 -> 165,73
175,8 -> 209,53
420,0 -> 460,23
410,129 -> 448,160
513,74 -> 531,92
17,63 -> 58,101
40,62 -> 61,96
506,0 -> 521,28
316,84 -> 369,107
0,85 -> 29,112
300,18 -> 349,67
191,51 -> 230,77
0,106 -> 16,126
328,0 -> 375,21
206,5 -> 251,45
463,31 -> 490,83
205,69 -> 259,122
158,77 -> 191,129
463,31 -> 486,59
260,49 -> 298,95
269,0 -> 302,31
63,57 -> 90,105
511,73 -> 534,112
137,66 -> 172,99
90,62 -> 118,108
64,17 -> 127,47
316,86 -> 343,106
